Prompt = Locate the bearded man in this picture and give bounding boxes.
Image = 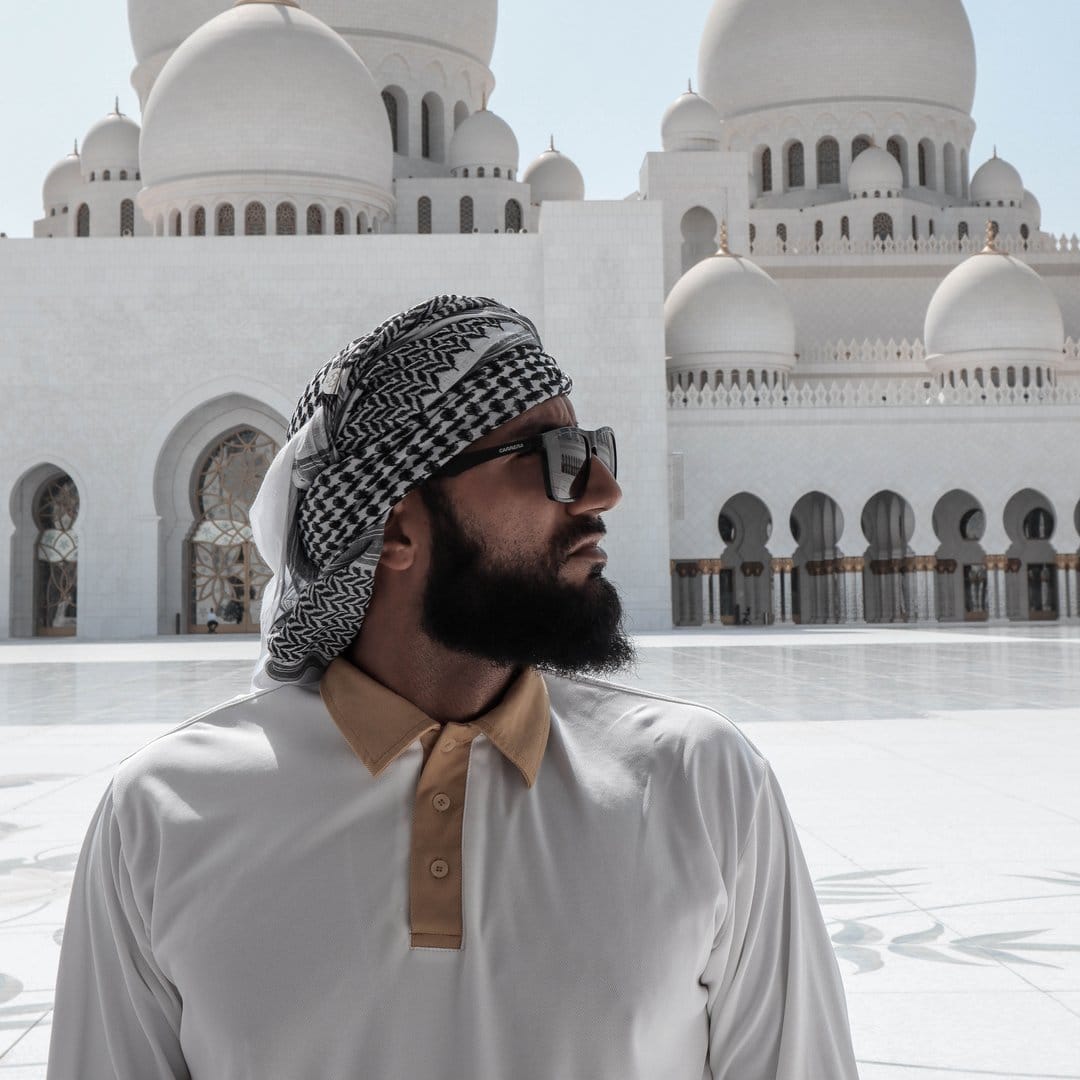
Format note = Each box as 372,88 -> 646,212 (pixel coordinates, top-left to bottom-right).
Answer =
49,296 -> 857,1079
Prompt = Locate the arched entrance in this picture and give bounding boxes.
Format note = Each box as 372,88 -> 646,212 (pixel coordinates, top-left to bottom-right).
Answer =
186,428 -> 278,633
33,473 -> 79,636
790,491 -> 845,624
680,206 -> 718,276
861,490 -> 915,623
717,493 -> 773,625
1003,489 -> 1058,621
932,490 -> 987,621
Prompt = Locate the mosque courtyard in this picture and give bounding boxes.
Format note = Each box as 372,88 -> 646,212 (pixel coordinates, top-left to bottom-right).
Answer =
1,625 -> 1078,1079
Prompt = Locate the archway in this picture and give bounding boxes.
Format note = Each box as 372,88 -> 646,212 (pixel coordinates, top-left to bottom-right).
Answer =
186,428 -> 278,633
9,465 -> 79,637
790,492 -> 845,624
153,395 -> 287,635
932,490 -> 987,621
680,206 -> 718,275
716,493 -> 773,625
1004,489 -> 1058,621
861,490 -> 915,622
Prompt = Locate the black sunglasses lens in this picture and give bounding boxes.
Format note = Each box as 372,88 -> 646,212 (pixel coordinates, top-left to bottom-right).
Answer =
594,428 -> 617,478
548,430 -> 589,502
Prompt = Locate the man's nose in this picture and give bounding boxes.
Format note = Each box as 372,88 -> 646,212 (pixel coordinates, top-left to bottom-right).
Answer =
569,455 -> 621,515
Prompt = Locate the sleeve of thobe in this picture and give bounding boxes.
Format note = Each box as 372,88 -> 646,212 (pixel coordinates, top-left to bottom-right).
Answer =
47,785 -> 190,1080
703,763 -> 858,1080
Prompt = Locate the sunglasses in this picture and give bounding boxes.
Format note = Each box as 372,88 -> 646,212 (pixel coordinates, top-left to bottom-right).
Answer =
437,426 -> 618,503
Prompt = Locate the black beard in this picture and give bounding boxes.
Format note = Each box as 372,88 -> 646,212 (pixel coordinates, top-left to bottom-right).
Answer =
418,483 -> 635,676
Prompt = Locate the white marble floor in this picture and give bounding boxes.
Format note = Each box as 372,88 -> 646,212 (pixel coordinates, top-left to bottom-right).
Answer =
2,626 -> 1079,1078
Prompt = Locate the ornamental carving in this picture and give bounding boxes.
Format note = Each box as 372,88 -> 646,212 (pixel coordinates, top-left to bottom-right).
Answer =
741,561 -> 765,578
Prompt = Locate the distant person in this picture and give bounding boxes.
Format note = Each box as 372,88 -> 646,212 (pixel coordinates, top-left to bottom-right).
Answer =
48,296 -> 857,1079
205,608 -> 219,634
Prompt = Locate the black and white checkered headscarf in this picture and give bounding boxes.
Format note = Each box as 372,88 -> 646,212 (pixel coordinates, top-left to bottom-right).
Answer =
250,295 -> 573,688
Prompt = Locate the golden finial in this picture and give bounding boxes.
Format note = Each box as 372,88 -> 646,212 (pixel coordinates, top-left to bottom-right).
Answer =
983,219 -> 1000,252
717,220 -> 730,255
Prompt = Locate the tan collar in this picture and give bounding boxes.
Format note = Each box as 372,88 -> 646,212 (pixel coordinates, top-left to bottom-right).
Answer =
319,659 -> 551,787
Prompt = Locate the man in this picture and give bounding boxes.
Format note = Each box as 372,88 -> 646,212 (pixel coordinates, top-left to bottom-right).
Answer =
49,296 -> 857,1078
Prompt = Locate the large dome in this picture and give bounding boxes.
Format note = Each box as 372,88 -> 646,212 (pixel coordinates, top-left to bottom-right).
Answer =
666,245 -> 796,375
129,0 -> 498,70
699,0 -> 976,120
139,2 -> 392,210
924,242 -> 1064,372
81,105 -> 141,178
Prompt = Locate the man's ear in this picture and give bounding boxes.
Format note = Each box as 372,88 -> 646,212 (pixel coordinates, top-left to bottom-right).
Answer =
379,492 -> 423,571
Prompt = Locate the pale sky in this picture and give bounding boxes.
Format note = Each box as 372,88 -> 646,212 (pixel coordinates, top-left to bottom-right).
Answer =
0,1 -> 1076,238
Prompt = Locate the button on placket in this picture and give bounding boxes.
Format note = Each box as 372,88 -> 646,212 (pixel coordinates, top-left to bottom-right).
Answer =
430,859 -> 449,879
432,792 -> 452,812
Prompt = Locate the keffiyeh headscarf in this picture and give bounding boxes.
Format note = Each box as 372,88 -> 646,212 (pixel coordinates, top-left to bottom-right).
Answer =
250,295 -> 573,689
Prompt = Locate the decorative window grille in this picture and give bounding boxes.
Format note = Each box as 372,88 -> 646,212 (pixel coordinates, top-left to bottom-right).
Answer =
421,99 -> 431,159
103,170 -> 111,181
816,138 -> 839,185
840,216 -> 850,239
245,202 -> 266,236
460,196 -> 474,233
33,473 -> 80,636
217,204 -> 235,236
760,147 -> 772,193
494,167 -> 501,178
276,203 -> 296,235
505,199 -> 522,232
187,428 -> 279,634
786,142 -> 804,188
193,207 -> 206,236
334,209 -> 346,235
418,197 -> 432,234
307,205 -> 323,235
918,142 -> 929,186
382,90 -> 399,153
776,223 -> 787,250
477,167 -> 486,178
852,136 -> 871,160
120,170 -> 128,181
76,204 -> 90,237
120,199 -> 135,236
873,213 -> 893,241
958,221 -> 969,241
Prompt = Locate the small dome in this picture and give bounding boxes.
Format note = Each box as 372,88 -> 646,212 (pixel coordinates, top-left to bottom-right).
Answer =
81,104 -> 141,178
661,87 -> 722,152
140,1 -> 392,213
522,140 -> 584,204
448,107 -> 519,175
847,145 -> 903,197
666,241 -> 796,374
1023,189 -> 1042,228
43,146 -> 83,210
925,237 -> 1064,371
969,153 -> 1023,207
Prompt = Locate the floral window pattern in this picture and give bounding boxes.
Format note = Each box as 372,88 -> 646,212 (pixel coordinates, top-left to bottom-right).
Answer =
277,203 -> 297,235
188,429 -> 279,633
193,207 -> 206,236
873,213 -> 893,241
120,200 -> 135,236
786,142 -> 805,188
34,474 -> 79,636
418,197 -> 432,234
307,205 -> 323,235
217,204 -> 235,236
460,196 -> 474,234
816,138 -> 840,185
245,202 -> 267,236
334,209 -> 346,235
505,199 -> 522,232
76,204 -> 90,238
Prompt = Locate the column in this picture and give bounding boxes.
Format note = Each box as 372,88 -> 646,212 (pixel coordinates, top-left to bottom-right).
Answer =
918,557 -> 937,623
852,559 -> 865,624
892,560 -> 906,622
1058,555 -> 1080,622
835,563 -> 847,624
1070,558 -> 1080,621
842,560 -> 857,625
770,559 -> 794,625
985,556 -> 1004,622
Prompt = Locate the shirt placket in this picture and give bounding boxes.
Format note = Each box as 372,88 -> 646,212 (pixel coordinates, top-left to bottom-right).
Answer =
409,723 -> 479,950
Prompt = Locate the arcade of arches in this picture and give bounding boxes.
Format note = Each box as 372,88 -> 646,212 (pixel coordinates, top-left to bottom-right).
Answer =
673,488 -> 1080,627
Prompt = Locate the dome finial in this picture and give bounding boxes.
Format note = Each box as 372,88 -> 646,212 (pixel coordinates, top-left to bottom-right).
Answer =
73,138 -> 79,156
993,145 -> 998,159
687,78 -> 693,94
717,220 -> 730,256
113,96 -> 121,115
549,134 -> 555,152
983,219 -> 1000,252
481,89 -> 488,111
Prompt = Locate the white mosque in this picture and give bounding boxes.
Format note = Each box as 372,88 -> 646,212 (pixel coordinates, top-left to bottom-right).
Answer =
2,0 -> 1079,640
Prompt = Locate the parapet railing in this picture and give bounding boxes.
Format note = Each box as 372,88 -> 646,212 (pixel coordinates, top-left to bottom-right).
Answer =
748,233 -> 1080,258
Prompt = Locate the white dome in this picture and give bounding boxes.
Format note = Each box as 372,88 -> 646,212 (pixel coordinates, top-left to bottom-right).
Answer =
1023,189 -> 1042,228
969,153 -> 1024,207
699,0 -> 975,120
139,2 -> 392,210
924,245 -> 1064,371
81,106 -> 141,178
522,141 -> 584,204
129,0 -> 497,82
43,147 -> 83,210
666,246 -> 796,373
847,145 -> 903,197
661,88 -> 722,152
448,108 -> 519,175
